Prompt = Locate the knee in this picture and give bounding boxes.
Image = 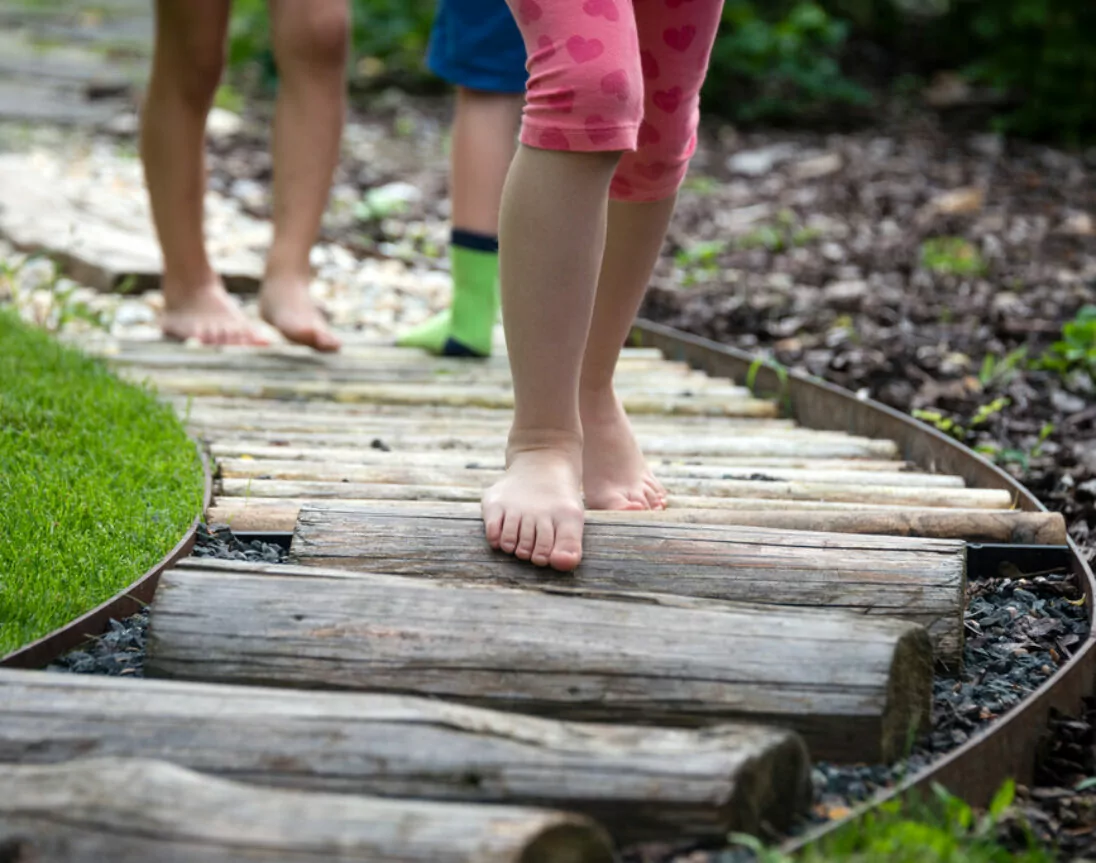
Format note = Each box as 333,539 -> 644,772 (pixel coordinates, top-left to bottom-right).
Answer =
612,119 -> 698,202
154,35 -> 225,108
274,4 -> 350,70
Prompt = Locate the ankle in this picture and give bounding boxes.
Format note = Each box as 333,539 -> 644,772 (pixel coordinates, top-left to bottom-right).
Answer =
263,254 -> 312,290
160,272 -> 222,307
579,383 -> 619,414
506,426 -> 583,464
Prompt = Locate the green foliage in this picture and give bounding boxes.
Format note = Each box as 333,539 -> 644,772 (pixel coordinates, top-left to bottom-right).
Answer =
977,347 -> 1027,389
0,308 -> 205,654
226,0 -> 433,88
705,1 -> 871,123
964,0 -> 1096,143
920,237 -> 987,277
1035,305 -> 1096,380
731,780 -> 1049,863
913,397 -> 1009,441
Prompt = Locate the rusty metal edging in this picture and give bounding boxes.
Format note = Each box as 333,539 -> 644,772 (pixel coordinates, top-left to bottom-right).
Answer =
0,442 -> 212,670
631,319 -> 1096,828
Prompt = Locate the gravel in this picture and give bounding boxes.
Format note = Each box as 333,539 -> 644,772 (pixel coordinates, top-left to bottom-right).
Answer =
46,523 -> 287,678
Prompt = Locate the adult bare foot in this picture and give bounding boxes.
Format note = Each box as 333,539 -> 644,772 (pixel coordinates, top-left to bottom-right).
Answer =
580,388 -> 667,511
259,276 -> 341,353
482,432 -> 585,572
161,282 -> 269,346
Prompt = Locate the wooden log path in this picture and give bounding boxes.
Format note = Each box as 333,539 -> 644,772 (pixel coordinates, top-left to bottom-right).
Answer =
0,336 -> 1069,859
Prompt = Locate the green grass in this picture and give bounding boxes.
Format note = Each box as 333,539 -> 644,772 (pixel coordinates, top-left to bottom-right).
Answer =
0,309 -> 204,654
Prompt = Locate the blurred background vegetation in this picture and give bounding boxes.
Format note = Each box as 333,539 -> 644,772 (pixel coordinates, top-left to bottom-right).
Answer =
226,0 -> 1095,145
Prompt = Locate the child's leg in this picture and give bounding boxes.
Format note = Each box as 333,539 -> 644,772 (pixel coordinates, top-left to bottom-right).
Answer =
482,1 -> 644,570
481,145 -> 620,571
398,87 -> 522,356
260,0 -> 350,353
399,0 -> 527,357
580,0 -> 726,510
141,0 -> 268,346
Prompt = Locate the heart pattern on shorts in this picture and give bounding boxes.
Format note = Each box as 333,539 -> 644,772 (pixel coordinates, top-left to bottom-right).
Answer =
653,86 -> 682,114
517,0 -> 542,25
582,0 -> 620,21
663,25 -> 696,52
600,69 -> 630,102
585,114 -> 618,145
566,35 -> 605,64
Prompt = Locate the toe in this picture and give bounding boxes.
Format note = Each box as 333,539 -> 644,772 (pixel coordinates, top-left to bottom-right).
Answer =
549,510 -> 584,572
530,516 -> 555,567
514,514 -> 538,560
499,510 -> 521,554
482,501 -> 504,547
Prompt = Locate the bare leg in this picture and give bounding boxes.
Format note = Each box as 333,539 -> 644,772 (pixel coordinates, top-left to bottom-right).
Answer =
141,0 -> 268,346
451,87 -> 523,234
580,196 -> 676,510
260,0 -> 349,352
398,87 -> 523,355
481,145 -> 620,571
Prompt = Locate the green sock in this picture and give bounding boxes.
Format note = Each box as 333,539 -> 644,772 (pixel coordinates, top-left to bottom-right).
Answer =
397,230 -> 499,357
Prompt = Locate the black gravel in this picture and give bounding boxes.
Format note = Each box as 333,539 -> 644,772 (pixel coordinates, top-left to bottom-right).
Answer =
46,523 -> 288,677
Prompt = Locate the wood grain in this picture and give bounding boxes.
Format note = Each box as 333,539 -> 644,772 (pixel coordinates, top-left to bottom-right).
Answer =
208,496 -> 1065,543
290,503 -> 966,663
0,758 -> 614,863
0,669 -> 811,842
147,560 -> 934,763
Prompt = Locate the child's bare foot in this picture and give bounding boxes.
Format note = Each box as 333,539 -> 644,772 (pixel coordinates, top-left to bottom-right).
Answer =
161,281 -> 270,346
259,276 -> 341,353
482,431 -> 585,571
580,388 -> 667,511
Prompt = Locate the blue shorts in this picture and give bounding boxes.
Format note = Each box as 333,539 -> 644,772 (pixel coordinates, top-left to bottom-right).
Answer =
427,0 -> 528,94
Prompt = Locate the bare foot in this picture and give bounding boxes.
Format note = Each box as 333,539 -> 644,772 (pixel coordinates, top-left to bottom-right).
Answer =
161,282 -> 270,347
580,389 -> 667,510
259,276 -> 341,353
482,433 -> 585,572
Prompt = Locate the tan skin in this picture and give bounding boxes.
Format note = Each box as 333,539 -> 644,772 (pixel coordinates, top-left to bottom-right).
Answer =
141,0 -> 347,351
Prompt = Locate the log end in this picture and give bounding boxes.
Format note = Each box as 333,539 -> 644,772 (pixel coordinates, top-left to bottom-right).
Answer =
519,820 -> 617,863
881,624 -> 935,763
722,728 -> 813,836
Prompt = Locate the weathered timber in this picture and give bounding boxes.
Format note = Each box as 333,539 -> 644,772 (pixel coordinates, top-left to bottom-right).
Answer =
216,461 -> 1010,509
211,443 -> 909,475
0,669 -> 811,841
209,497 -> 1064,543
211,445 -> 962,488
196,428 -> 898,459
0,758 -> 614,863
291,503 -> 965,663
137,375 -> 781,416
147,560 -> 935,763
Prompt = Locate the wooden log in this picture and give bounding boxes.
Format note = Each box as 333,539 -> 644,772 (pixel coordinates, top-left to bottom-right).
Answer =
147,560 -> 935,763
0,758 -> 615,863
175,395 -> 794,429
138,375 -> 781,416
217,459 -> 1011,509
213,442 -> 910,474
291,503 -> 966,663
208,497 -> 1066,543
0,669 -> 811,842
100,339 -> 668,363
206,430 -> 898,459
211,445 -> 963,488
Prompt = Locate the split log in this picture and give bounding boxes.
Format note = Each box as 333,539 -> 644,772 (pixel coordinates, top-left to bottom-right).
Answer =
211,444 -> 959,488
147,560 -> 934,763
0,669 -> 811,841
0,758 -> 614,863
199,428 -> 897,459
217,465 -> 1011,509
132,373 -> 774,416
209,497 -> 1065,544
291,503 -> 966,663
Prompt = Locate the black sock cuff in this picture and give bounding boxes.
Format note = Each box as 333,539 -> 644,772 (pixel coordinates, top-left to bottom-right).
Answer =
451,229 -> 499,254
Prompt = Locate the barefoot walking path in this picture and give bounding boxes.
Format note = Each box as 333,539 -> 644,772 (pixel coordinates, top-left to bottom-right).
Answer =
0,323 -> 1071,860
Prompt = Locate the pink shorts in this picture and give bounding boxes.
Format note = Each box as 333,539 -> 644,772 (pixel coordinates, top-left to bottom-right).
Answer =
506,0 -> 724,201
